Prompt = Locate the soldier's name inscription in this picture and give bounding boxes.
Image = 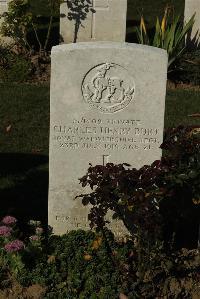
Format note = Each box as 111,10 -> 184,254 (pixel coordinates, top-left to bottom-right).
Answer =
53,118 -> 160,151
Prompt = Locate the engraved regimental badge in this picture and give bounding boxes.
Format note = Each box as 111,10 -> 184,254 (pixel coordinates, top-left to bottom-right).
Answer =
82,63 -> 135,113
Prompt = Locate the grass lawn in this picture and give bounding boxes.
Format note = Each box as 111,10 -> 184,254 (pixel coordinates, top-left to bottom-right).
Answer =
0,83 -> 199,155
0,83 -> 49,223
165,88 -> 200,127
0,83 -> 49,155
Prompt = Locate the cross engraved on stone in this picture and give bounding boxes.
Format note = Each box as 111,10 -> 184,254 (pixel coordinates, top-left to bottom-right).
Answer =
91,0 -> 109,39
102,154 -> 110,166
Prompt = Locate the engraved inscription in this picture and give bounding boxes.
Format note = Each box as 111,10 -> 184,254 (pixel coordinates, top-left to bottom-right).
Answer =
53,118 -> 160,152
55,214 -> 129,237
82,63 -> 135,113
55,215 -> 90,228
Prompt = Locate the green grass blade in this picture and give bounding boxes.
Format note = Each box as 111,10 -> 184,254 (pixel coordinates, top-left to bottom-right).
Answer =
175,14 -> 195,46
153,17 -> 161,47
168,15 -> 180,55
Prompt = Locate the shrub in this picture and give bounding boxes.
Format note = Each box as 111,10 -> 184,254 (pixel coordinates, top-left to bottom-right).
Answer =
0,215 -> 199,298
77,126 -> 200,249
136,6 -> 195,70
18,229 -> 133,298
0,43 -> 32,82
0,0 -> 61,56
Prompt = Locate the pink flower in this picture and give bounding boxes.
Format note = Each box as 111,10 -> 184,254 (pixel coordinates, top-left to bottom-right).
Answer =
4,240 -> 24,252
29,235 -> 39,241
0,226 -> 12,237
2,216 -> 17,225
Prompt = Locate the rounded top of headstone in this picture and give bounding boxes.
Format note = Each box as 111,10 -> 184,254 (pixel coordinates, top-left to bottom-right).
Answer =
52,42 -> 168,57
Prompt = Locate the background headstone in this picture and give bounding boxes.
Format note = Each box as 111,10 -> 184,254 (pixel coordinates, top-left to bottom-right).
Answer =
49,42 -> 168,236
185,0 -> 200,48
0,0 -> 8,28
0,0 -> 12,43
60,0 -> 127,43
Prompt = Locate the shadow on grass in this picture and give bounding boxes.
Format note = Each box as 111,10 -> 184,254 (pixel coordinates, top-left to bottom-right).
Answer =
0,153 -> 48,226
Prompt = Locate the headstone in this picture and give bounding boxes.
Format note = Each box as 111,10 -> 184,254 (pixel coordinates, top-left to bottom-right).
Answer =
185,0 -> 200,48
0,0 -> 12,43
60,0 -> 127,43
49,42 -> 168,236
0,0 -> 8,28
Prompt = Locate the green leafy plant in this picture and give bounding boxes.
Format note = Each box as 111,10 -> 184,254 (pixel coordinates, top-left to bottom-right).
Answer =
0,216 -> 45,278
18,229 -> 132,298
76,125 -> 200,289
136,6 -> 195,70
0,216 -> 25,276
0,0 -> 61,56
0,43 -> 32,82
0,215 -> 199,298
0,0 -> 31,50
16,231 -> 200,298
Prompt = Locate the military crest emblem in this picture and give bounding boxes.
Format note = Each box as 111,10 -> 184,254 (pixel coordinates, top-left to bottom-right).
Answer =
82,63 -> 135,113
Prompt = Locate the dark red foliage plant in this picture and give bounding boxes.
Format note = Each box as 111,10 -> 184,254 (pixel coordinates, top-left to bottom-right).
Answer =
77,126 -> 200,248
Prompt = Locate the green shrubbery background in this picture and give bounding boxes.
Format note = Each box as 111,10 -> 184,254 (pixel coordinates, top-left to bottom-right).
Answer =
0,0 -> 199,84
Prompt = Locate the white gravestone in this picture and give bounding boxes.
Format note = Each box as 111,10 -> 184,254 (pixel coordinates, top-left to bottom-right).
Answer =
60,0 -> 127,43
0,0 -> 8,29
185,0 -> 200,47
0,0 -> 12,43
49,42 -> 168,236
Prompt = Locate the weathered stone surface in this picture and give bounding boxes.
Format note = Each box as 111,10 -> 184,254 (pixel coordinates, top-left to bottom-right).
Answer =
185,0 -> 200,48
0,0 -> 8,28
60,0 -> 127,43
0,0 -> 12,43
49,42 -> 168,236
